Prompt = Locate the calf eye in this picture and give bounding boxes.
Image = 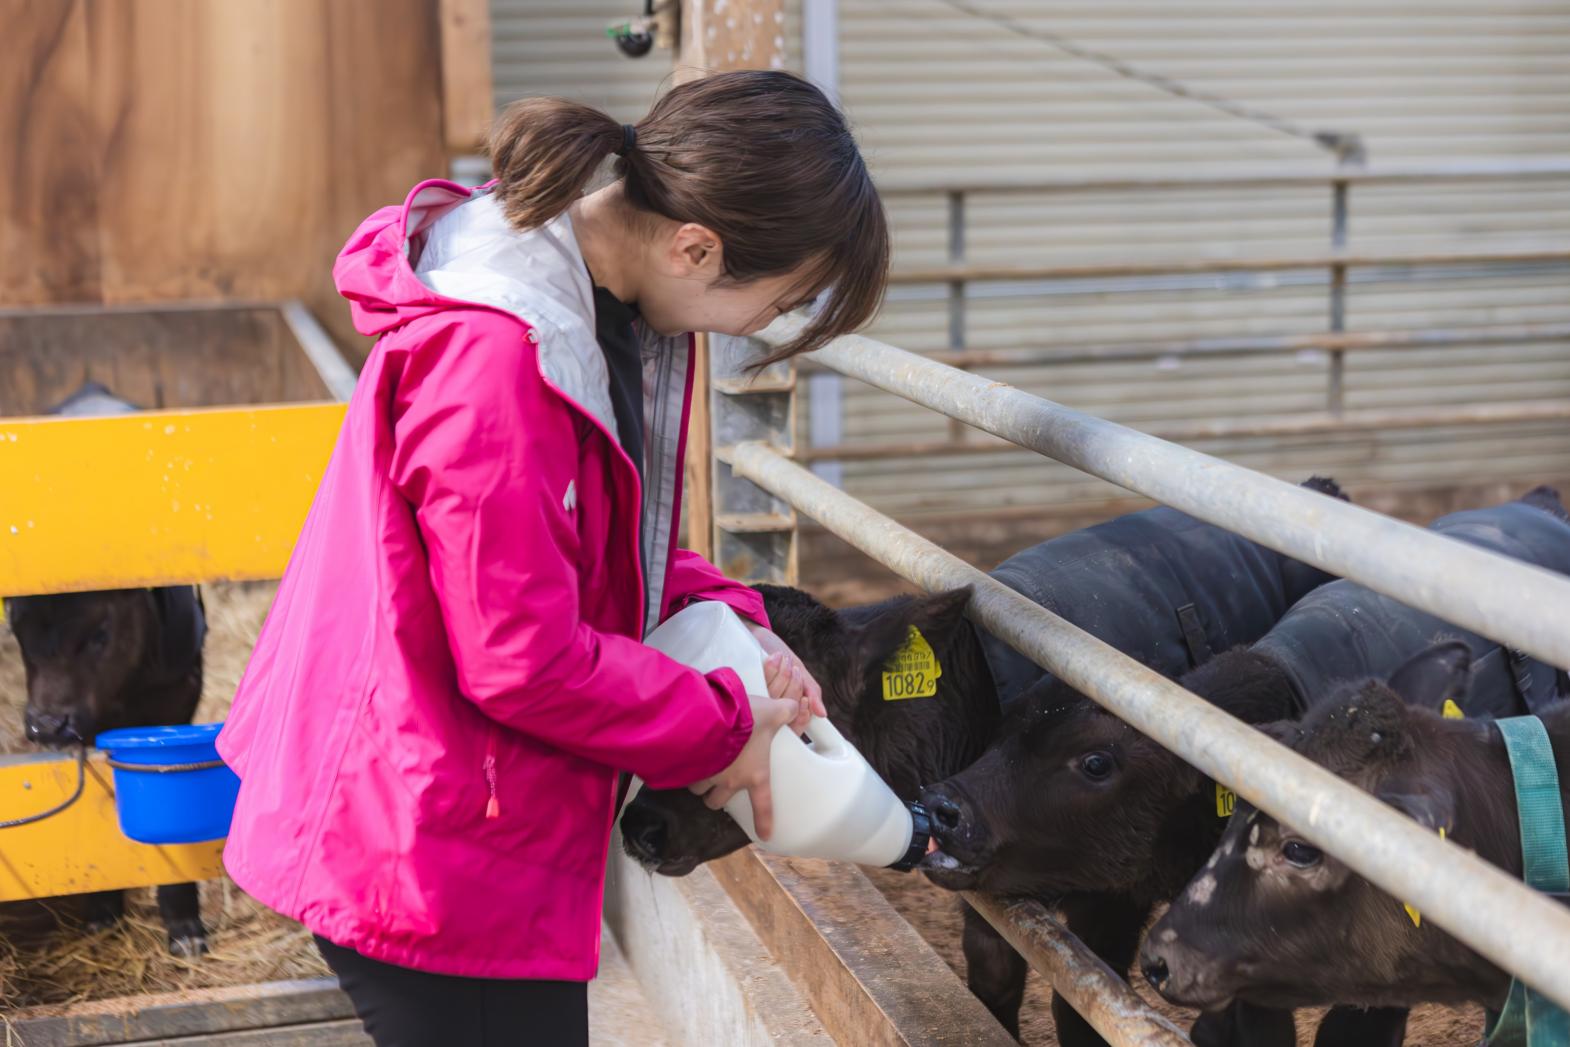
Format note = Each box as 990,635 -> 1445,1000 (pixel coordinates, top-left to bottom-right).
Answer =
1282,840 -> 1322,868
1079,751 -> 1115,781
85,625 -> 111,653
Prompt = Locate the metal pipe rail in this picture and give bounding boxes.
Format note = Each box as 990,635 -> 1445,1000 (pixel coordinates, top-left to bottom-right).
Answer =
793,321 -> 1570,372
771,317 -> 1570,671
834,157 -> 1570,453
962,892 -> 1191,1046
725,440 -> 1570,1014
876,156 -> 1570,196
888,245 -> 1570,286
799,400 -> 1570,463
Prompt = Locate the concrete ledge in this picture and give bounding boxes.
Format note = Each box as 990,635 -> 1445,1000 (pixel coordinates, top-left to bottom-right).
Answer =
603,834 -> 833,1046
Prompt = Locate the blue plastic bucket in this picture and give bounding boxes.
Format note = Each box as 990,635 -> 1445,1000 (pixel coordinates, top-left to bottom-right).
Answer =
95,723 -> 239,844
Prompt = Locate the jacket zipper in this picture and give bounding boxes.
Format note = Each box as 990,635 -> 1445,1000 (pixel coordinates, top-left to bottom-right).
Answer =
483,729 -> 500,819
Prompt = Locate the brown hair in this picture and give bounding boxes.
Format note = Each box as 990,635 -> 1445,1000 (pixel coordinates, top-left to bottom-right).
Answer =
487,71 -> 889,360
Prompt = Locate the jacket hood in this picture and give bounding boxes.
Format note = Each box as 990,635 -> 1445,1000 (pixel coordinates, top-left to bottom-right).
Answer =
333,179 -> 621,440
333,180 -> 489,338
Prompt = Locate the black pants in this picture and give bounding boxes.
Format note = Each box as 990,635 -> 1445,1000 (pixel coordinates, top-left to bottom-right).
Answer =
316,935 -> 589,1047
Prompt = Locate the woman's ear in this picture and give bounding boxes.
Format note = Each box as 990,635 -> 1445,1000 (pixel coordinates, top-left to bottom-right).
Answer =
669,222 -> 723,276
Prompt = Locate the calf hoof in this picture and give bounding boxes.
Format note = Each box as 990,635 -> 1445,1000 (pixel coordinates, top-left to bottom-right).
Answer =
166,919 -> 210,958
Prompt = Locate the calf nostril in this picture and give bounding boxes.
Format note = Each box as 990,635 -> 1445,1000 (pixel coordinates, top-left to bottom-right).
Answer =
1141,954 -> 1170,989
25,712 -> 70,742
625,815 -> 667,859
931,796 -> 963,832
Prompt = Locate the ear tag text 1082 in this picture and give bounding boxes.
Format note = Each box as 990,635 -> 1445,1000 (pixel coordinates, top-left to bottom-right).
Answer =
882,627 -> 941,701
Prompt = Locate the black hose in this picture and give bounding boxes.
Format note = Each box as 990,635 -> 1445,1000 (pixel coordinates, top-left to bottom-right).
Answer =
0,743 -> 87,829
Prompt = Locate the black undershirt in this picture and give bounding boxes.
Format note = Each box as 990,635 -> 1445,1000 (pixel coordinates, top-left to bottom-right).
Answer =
592,284 -> 650,810
591,285 -> 648,595
591,284 -> 645,486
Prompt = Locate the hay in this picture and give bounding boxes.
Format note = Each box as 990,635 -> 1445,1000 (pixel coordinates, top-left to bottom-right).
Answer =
0,883 -> 328,1010
0,582 -> 328,1011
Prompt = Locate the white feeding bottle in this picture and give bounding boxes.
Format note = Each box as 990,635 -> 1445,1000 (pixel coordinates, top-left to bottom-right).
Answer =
643,600 -> 932,871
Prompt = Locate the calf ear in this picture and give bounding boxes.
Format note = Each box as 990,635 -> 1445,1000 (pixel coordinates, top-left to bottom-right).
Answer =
149,586 -> 207,674
1254,718 -> 1302,749
849,587 -> 973,682
1386,642 -> 1472,710
1376,779 -> 1456,837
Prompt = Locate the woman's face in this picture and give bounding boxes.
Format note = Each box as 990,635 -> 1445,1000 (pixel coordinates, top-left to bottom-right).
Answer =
636,221 -> 820,342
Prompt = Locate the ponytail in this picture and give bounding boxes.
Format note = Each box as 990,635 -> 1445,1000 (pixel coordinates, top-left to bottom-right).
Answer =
488,98 -> 626,231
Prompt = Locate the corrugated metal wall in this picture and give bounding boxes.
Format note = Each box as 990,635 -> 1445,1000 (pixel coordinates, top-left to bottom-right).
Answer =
839,0 -> 1570,525
489,2 -> 1569,540
491,1 -> 676,119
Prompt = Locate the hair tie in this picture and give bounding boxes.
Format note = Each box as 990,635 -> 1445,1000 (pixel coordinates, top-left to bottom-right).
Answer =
617,124 -> 637,156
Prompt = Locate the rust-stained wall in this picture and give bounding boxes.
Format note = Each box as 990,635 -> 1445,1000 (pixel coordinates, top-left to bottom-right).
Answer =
1,0 -> 453,354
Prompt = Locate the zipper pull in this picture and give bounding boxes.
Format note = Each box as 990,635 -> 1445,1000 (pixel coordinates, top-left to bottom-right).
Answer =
483,736 -> 501,819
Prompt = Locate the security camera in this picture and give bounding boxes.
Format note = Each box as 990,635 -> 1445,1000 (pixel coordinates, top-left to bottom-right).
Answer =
607,19 -> 656,58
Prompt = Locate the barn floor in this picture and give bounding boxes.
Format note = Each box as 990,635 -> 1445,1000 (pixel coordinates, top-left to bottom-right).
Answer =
0,581 -> 1483,1042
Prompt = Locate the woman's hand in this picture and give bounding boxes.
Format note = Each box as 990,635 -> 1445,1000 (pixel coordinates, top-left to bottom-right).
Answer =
687,691 -> 798,839
749,623 -> 827,733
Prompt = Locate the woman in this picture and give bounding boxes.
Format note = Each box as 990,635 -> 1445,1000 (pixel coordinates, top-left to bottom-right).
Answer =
217,70 -> 890,1045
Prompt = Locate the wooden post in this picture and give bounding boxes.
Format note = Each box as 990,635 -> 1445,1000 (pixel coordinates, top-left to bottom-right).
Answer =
685,334 -> 716,558
679,0 -> 789,77
438,0 -> 494,154
676,1 -> 787,559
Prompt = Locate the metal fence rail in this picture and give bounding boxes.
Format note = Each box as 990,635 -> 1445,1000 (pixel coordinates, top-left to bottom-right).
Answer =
724,437 -> 1570,1016
813,157 -> 1570,470
799,399 -> 1570,463
875,156 -> 1570,195
773,315 -> 1570,672
962,892 -> 1192,1047
888,245 -> 1570,285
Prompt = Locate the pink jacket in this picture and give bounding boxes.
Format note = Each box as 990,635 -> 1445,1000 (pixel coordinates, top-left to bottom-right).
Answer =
217,180 -> 766,980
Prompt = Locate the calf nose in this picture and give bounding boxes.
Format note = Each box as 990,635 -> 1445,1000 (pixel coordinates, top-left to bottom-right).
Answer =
920,784 -> 971,834
24,710 -> 75,745
620,806 -> 669,862
931,795 -> 963,832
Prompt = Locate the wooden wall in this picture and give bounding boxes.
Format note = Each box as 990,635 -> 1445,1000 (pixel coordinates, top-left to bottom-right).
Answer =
1,0 -> 461,355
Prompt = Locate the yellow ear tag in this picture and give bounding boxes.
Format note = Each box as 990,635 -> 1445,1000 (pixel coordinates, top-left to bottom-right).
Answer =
1403,826 -> 1447,927
882,627 -> 941,701
1215,783 -> 1237,818
1441,699 -> 1465,720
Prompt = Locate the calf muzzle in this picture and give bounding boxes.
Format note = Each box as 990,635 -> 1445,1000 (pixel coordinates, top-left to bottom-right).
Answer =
916,782 -> 991,890
1140,931 -> 1235,1011
24,709 -> 85,748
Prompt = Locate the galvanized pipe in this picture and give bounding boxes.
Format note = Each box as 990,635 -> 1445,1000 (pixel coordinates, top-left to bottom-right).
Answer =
775,319 -> 1570,671
796,399 -> 1570,463
791,322 -> 1570,372
1327,178 -> 1350,416
946,190 -> 967,353
725,441 -> 1570,1012
877,156 -> 1570,196
962,892 -> 1192,1046
888,245 -> 1570,285
946,190 -> 970,446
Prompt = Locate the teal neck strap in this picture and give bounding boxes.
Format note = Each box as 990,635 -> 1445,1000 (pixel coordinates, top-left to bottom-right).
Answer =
1487,715 -> 1569,1047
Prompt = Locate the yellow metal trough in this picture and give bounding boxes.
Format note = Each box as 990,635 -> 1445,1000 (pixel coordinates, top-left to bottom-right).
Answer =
0,403 -> 345,595
0,752 -> 226,901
